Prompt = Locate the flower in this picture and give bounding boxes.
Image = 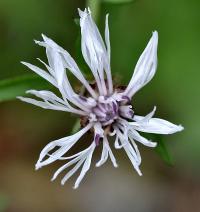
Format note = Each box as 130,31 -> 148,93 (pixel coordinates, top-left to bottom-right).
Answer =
18,8 -> 183,189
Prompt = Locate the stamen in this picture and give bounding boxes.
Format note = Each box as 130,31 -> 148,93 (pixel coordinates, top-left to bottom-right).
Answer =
112,102 -> 118,114
92,99 -> 119,126
95,134 -> 101,146
121,95 -> 131,104
79,96 -> 87,102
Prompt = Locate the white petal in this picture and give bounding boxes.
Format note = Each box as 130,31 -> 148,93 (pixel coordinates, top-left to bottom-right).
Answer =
96,140 -> 109,167
140,106 -> 156,122
26,90 -> 66,105
124,31 -> 158,98
74,142 -> 95,189
36,141 -> 74,170
18,91 -> 87,116
52,158 -> 80,182
35,123 -> 93,169
51,142 -> 95,188
48,49 -> 65,86
104,137 -> 118,168
37,58 -> 55,76
36,36 -> 95,112
17,96 -> 70,112
79,8 -> 110,95
94,122 -> 104,138
21,62 -> 57,86
38,44 -> 87,111
114,135 -> 124,149
51,149 -> 88,181
45,47 -> 57,76
116,128 -> 142,175
124,139 -> 141,165
123,142 -> 142,176
79,8 -> 106,69
61,159 -> 84,186
35,58 -> 81,111
131,116 -> 184,134
129,129 -> 157,147
61,74 -> 91,112
128,137 -> 142,165
96,136 -> 118,168
36,34 -> 97,99
105,14 -> 113,94
105,14 -> 111,62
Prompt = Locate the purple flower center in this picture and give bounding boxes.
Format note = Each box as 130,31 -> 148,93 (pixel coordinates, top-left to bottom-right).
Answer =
92,101 -> 119,126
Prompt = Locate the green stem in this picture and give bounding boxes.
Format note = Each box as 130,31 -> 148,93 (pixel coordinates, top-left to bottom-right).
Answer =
86,0 -> 101,22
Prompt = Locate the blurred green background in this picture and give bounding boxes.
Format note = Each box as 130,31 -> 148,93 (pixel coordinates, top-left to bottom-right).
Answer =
0,0 -> 200,211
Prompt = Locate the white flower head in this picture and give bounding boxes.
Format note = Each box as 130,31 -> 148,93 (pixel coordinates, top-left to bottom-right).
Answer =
18,8 -> 184,189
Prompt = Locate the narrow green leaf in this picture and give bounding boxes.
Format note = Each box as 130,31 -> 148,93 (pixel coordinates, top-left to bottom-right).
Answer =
102,0 -> 134,4
0,74 -> 51,102
154,136 -> 174,166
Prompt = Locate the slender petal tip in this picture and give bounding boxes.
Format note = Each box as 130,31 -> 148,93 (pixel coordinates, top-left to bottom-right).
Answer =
73,185 -> 78,190
177,125 -> 184,132
16,96 -> 22,100
150,141 -> 157,147
114,163 -> 119,168
152,31 -> 158,39
51,176 -> 56,182
35,163 -> 41,170
61,180 -> 65,186
21,61 -> 26,65
135,166 -> 142,176
151,31 -> 158,46
95,163 -> 100,168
